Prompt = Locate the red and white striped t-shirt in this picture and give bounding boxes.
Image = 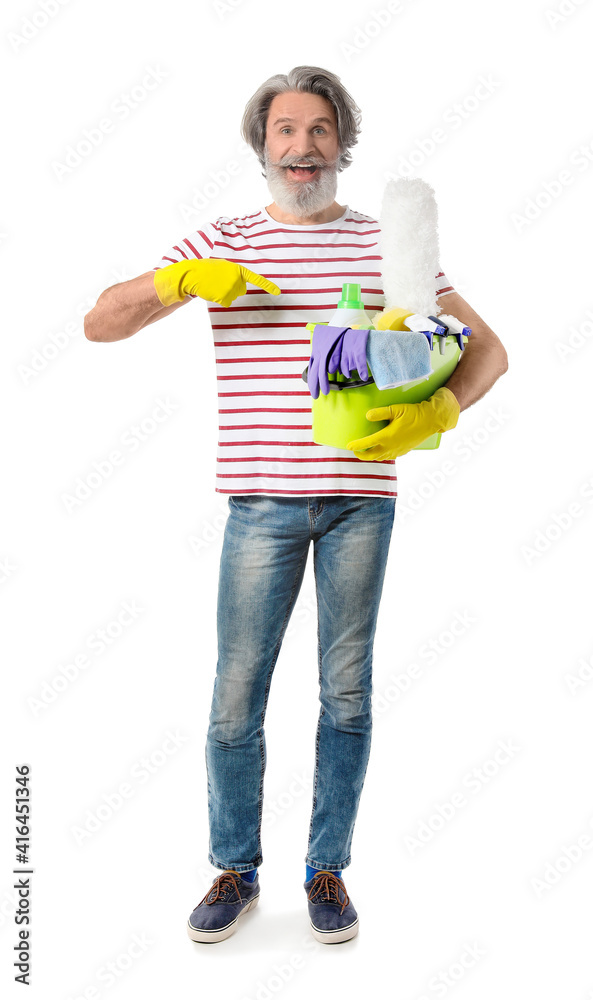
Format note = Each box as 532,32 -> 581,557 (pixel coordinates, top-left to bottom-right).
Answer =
152,204 -> 454,498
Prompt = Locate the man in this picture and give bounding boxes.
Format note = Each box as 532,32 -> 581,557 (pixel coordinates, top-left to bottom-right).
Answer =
84,65 -> 508,945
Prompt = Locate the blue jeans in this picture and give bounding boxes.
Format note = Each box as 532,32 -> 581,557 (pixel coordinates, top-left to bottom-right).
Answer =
205,494 -> 396,874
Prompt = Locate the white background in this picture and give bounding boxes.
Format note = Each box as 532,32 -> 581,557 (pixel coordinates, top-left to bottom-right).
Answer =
3,0 -> 593,996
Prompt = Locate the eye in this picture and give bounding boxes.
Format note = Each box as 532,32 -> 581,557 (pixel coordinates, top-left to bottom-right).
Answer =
279,127 -> 327,134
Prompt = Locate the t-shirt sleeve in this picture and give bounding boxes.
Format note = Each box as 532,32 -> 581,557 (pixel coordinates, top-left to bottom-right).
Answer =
435,269 -> 455,299
151,220 -> 222,271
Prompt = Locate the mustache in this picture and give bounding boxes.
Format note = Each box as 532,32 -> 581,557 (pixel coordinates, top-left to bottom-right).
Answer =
272,157 -> 338,170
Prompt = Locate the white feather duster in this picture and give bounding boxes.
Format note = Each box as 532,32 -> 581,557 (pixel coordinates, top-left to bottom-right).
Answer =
377,177 -> 441,317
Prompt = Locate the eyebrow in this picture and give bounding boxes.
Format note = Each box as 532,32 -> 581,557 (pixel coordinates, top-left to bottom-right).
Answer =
271,116 -> 334,127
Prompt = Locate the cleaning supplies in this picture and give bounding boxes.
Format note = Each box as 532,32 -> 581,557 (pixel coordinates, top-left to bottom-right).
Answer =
404,314 -> 447,350
366,328 -> 431,390
338,327 -> 370,380
302,167 -> 473,455
302,281 -> 471,451
325,283 -> 376,329
373,306 -> 415,331
308,325 -> 352,399
378,178 -> 440,317
337,175 -> 471,452
307,322 -> 373,394
347,386 -> 461,461
432,313 -> 471,347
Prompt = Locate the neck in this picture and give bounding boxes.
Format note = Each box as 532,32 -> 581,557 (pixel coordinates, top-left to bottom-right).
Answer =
264,201 -> 346,225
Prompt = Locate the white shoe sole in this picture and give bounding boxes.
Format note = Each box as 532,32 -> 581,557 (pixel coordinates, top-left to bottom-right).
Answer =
187,893 -> 260,943
310,916 -> 359,944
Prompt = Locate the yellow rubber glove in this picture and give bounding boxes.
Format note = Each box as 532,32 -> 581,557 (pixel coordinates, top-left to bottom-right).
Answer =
346,387 -> 460,460
153,258 -> 281,308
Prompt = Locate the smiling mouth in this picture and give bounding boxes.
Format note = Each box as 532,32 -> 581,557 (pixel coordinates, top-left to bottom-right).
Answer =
287,164 -> 319,177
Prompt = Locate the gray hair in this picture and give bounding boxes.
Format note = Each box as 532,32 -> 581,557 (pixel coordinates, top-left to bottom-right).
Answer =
240,65 -> 362,174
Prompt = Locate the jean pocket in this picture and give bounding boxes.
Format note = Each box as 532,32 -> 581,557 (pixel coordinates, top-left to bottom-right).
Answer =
229,495 -> 258,509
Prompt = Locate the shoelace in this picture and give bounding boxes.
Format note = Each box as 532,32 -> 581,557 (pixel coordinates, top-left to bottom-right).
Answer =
196,871 -> 243,908
307,871 -> 350,916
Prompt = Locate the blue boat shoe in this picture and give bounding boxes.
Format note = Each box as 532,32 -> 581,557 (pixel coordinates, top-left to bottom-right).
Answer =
304,870 -> 359,944
187,870 -> 260,943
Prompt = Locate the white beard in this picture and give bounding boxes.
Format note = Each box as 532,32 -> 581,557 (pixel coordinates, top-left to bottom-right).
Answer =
263,148 -> 339,217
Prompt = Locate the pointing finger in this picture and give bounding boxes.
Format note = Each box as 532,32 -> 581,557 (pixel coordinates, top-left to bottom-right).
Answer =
240,267 -> 281,296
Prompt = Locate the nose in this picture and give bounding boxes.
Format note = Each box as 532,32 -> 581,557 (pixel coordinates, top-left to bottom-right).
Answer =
289,147 -> 320,165
289,131 -> 319,158
290,146 -> 315,159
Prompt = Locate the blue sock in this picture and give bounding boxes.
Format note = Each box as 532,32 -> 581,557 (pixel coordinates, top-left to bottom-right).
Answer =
239,868 -> 258,882
306,864 -> 342,882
